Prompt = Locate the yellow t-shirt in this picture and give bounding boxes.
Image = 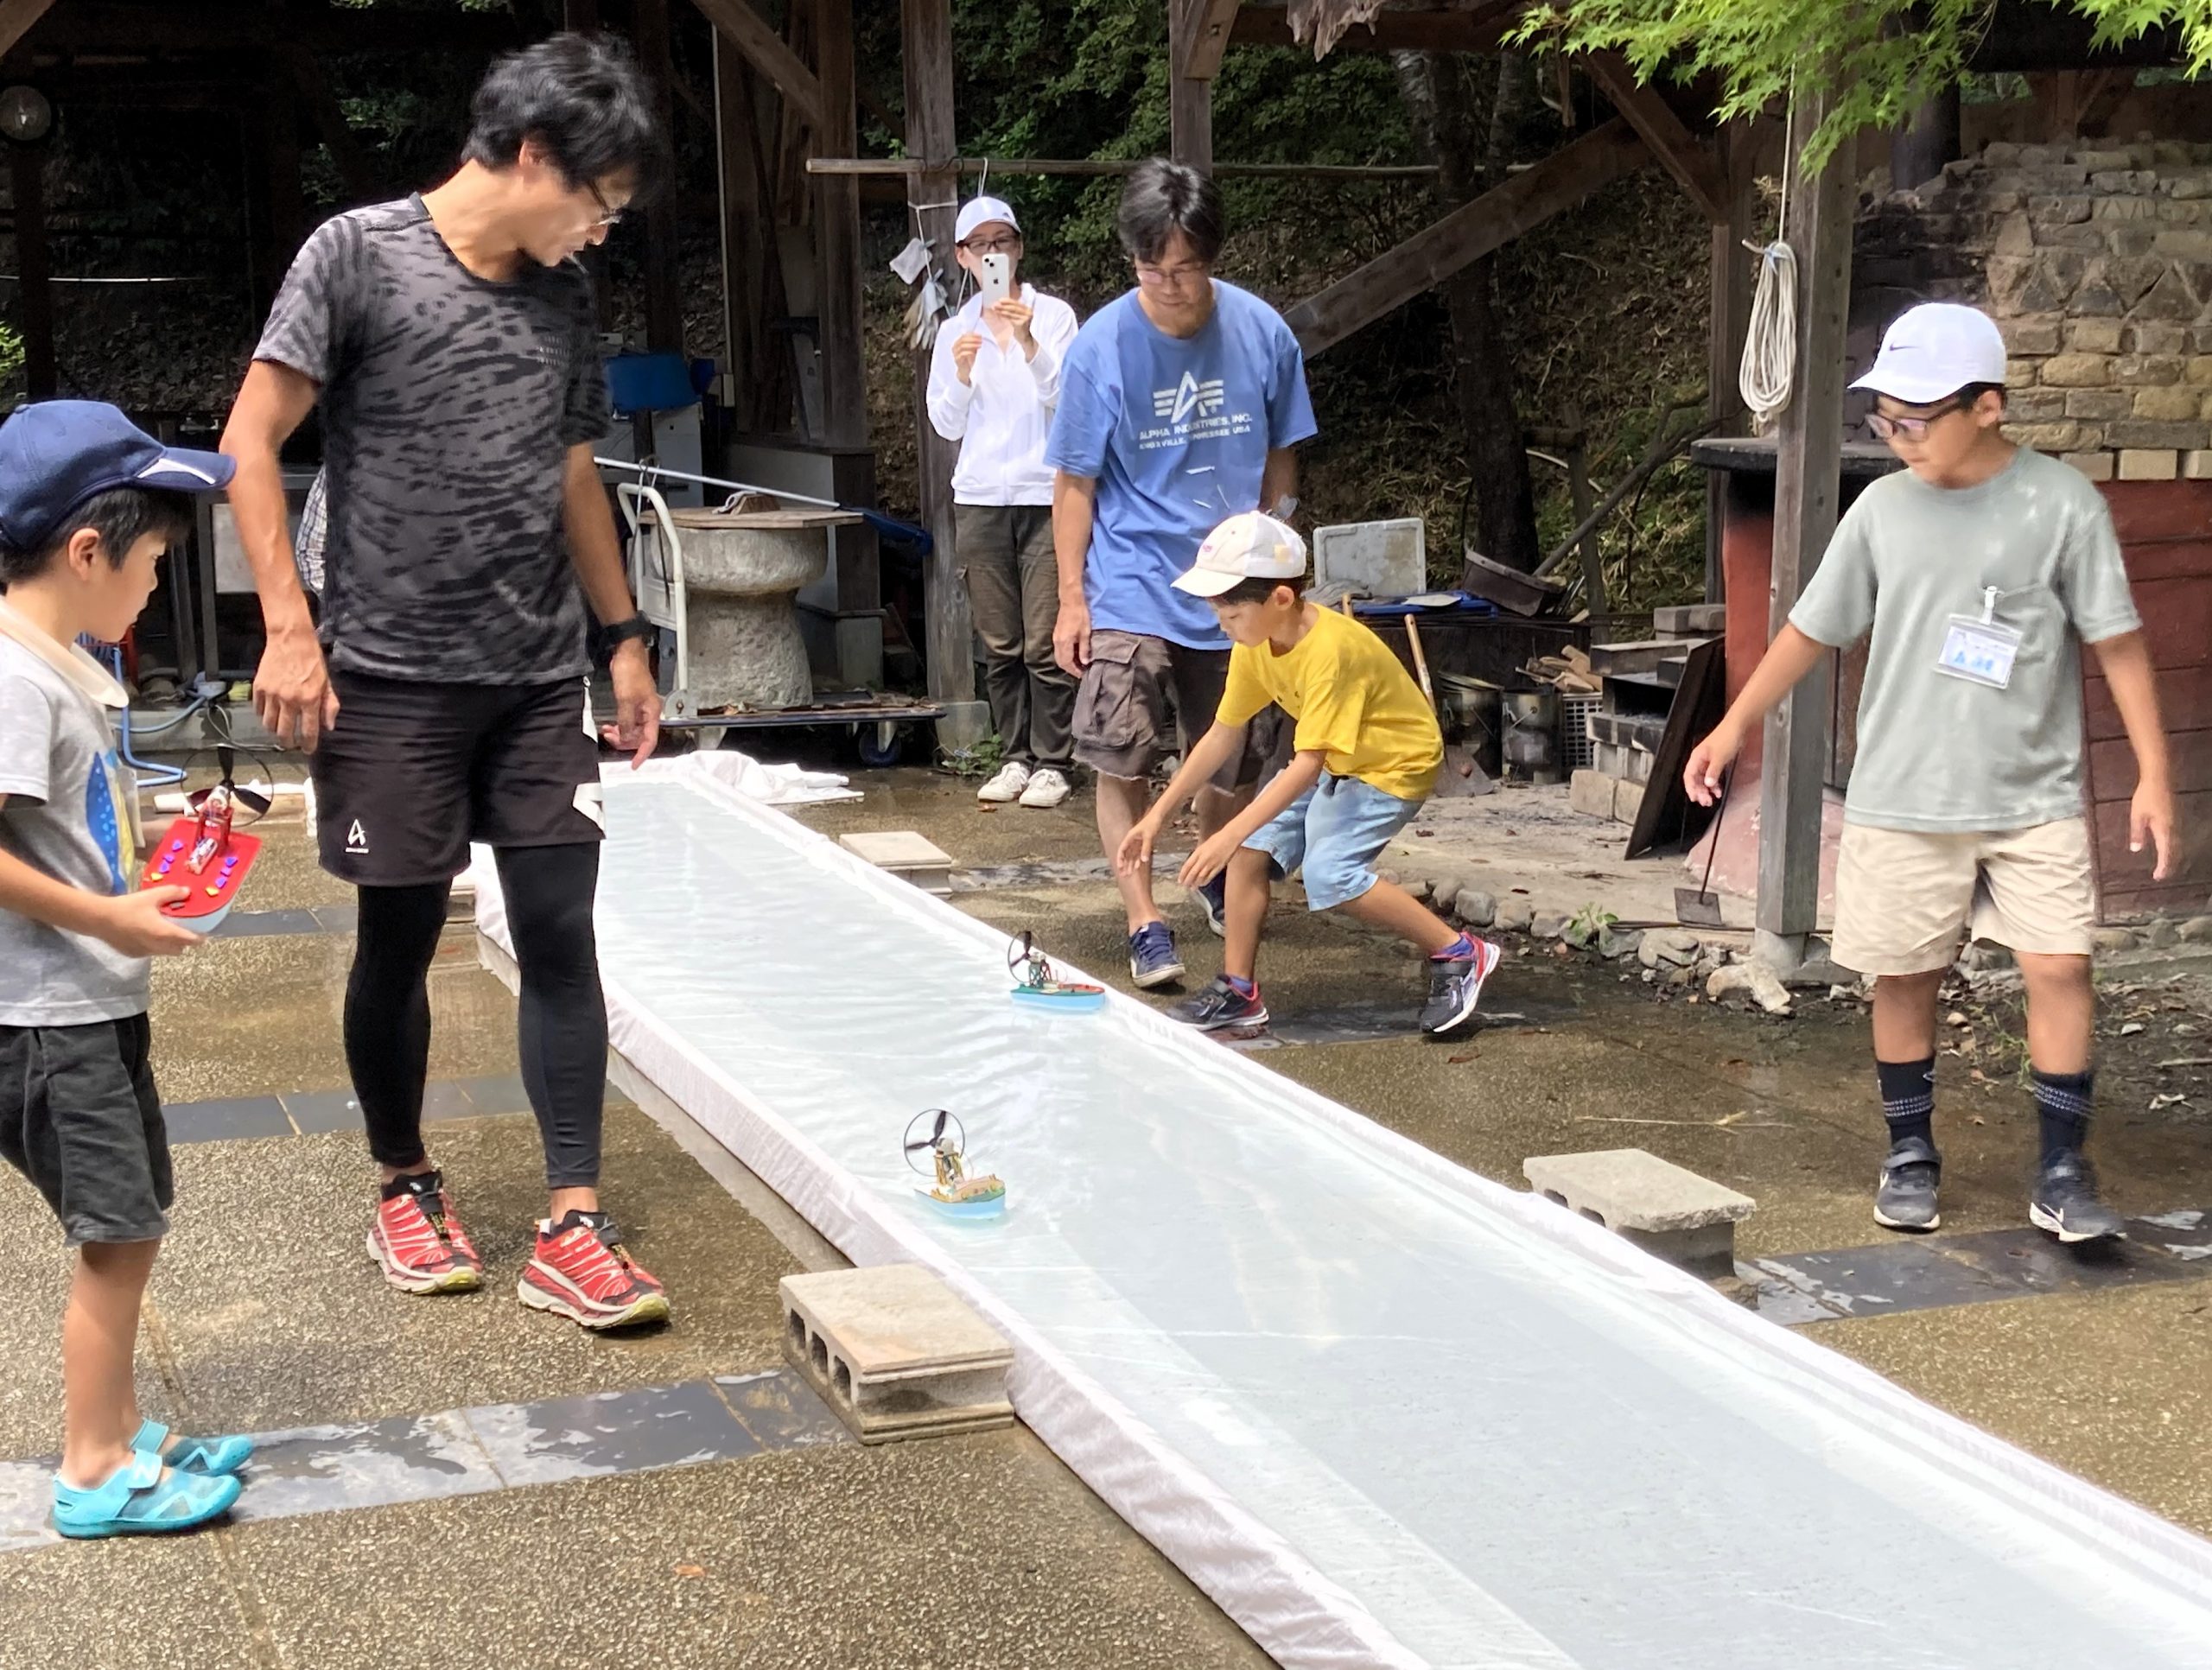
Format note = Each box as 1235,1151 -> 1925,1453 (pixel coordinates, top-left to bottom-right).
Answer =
1217,606 -> 1442,802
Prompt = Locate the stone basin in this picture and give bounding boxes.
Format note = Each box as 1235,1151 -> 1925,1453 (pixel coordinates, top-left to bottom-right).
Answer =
649,505 -> 862,711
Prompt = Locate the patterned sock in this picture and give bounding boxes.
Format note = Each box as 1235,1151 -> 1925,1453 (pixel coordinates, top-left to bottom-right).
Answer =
2031,1068 -> 2094,1167
1432,933 -> 1476,962
1877,1057 -> 1936,1150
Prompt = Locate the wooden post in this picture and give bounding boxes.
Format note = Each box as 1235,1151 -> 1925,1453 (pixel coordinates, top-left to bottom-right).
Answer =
633,0 -> 685,353
715,32 -> 766,415
1756,88 -> 1853,967
9,140 -> 54,397
901,0 -> 976,709
1169,0 -> 1212,174
1706,120 -> 1756,602
811,0 -> 867,446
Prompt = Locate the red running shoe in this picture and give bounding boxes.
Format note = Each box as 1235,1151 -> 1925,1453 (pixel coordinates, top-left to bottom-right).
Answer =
518,1211 -> 671,1330
365,1172 -> 483,1294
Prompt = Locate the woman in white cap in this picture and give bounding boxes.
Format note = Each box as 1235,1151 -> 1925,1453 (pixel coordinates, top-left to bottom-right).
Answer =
926,195 -> 1082,808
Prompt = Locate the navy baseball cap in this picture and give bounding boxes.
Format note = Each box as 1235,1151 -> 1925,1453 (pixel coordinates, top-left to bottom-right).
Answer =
0,400 -> 233,554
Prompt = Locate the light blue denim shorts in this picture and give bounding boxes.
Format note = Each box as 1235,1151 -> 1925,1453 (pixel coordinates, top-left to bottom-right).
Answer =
1242,774 -> 1424,911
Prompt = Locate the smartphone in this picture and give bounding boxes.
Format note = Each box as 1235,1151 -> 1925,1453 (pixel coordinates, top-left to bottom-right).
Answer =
980,252 -> 1012,308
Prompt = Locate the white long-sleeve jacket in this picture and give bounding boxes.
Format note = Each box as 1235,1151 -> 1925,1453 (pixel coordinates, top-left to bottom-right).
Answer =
925,283 -> 1081,506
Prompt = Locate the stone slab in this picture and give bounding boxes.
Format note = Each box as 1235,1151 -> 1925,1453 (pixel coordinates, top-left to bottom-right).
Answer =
1523,1147 -> 1756,1234
1568,768 -> 1617,819
837,830 -> 955,894
1652,604 -> 1726,637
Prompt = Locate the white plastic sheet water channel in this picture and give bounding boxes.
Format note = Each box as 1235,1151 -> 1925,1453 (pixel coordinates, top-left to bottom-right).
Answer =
480,758 -> 2212,1670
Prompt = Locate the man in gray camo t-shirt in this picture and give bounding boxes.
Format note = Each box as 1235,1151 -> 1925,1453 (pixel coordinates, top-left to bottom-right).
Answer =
218,34 -> 676,1330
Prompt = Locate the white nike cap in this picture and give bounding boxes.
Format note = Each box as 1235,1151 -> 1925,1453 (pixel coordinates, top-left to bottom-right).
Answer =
955,196 -> 1020,244
1173,511 -> 1308,598
1851,302 -> 2008,405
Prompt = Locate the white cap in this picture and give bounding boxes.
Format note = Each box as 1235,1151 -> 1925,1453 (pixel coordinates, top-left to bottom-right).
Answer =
1851,302 -> 2007,405
955,196 -> 1020,244
1173,511 -> 1308,598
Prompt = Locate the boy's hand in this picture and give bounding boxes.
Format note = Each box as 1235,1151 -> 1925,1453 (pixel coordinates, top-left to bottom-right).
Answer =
1116,818 -> 1159,878
2132,778 -> 2177,880
97,889 -> 205,956
952,332 -> 982,384
1682,723 -> 1742,807
254,622 -> 340,752
1179,830 -> 1242,890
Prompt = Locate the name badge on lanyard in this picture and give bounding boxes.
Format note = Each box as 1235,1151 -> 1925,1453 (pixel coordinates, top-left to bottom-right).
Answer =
1935,586 -> 2022,690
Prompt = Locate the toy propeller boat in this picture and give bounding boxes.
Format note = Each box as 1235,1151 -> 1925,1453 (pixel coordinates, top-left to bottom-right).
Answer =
137,746 -> 267,934
904,1108 -> 1006,1219
1007,930 -> 1106,1013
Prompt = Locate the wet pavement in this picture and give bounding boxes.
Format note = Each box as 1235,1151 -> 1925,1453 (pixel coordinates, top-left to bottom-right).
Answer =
7,761 -> 2212,1667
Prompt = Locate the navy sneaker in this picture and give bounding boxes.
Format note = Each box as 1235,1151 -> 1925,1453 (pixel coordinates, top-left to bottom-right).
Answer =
1420,938 -> 1502,1034
1873,1136 -> 1942,1232
2030,1151 -> 2126,1243
1169,975 -> 1268,1032
1128,922 -> 1185,989
1196,874 -> 1228,937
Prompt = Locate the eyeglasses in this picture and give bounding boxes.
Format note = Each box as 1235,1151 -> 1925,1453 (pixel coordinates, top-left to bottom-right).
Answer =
584,178 -> 626,229
1866,398 -> 1965,441
1135,259 -> 1210,289
962,234 -> 1020,255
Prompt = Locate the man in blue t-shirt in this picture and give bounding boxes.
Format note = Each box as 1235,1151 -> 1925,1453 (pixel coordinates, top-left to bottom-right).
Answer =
1046,159 -> 1317,991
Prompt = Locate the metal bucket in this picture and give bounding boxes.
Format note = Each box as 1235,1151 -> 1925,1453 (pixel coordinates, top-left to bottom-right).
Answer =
1436,675 -> 1502,778
1502,689 -> 1563,784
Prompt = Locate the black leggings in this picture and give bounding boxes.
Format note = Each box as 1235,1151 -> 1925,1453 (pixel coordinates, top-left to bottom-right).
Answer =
345,843 -> 607,1190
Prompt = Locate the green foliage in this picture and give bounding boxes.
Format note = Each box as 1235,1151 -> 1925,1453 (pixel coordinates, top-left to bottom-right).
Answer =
1517,1 -> 2212,168
0,321 -> 21,390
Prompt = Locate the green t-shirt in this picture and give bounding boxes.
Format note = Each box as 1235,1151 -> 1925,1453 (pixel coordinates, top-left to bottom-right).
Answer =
1789,447 -> 2140,833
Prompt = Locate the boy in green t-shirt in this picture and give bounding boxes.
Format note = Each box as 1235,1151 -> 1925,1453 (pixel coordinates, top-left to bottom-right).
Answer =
1687,302 -> 2173,1243
1117,512 -> 1503,1035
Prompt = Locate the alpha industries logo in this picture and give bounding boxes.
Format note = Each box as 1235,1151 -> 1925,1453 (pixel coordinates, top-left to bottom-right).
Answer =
1153,372 -> 1226,424
346,819 -> 369,855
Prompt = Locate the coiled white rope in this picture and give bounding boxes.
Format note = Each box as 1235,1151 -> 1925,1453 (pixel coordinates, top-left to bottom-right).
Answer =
1738,238 -> 1798,429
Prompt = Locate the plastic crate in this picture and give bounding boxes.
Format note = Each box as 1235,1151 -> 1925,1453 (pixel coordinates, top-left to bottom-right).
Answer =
1560,693 -> 1602,772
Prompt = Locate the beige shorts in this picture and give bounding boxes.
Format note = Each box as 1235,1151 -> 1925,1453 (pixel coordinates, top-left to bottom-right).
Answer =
1831,817 -> 2095,975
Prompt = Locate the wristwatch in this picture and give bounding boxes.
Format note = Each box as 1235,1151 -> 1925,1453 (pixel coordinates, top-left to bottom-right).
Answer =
601,613 -> 652,650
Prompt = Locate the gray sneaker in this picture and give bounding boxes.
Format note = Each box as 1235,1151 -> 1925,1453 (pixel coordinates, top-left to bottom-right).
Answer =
1873,1136 -> 1942,1232
2030,1152 -> 2126,1243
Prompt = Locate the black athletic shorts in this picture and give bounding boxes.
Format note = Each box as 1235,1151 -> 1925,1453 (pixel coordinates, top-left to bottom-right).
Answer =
313,670 -> 604,887
0,1014 -> 170,1246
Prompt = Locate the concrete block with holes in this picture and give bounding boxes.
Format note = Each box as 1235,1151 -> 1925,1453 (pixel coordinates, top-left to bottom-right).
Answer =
779,1264 -> 1014,1445
1522,1148 -> 1755,1280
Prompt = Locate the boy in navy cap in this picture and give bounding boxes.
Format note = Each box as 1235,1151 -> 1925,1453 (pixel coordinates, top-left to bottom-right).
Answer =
0,401 -> 252,1537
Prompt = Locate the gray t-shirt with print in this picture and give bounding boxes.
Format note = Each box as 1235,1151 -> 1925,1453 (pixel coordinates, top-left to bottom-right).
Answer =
0,632 -> 147,1026
254,195 -> 609,685
1790,446 -> 2140,833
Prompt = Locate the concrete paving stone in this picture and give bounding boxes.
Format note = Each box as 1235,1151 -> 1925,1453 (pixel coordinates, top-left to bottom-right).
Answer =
0,1462 -> 56,1553
1931,1222 -> 2195,1299
456,1071 -> 533,1116
0,1531 -> 252,1670
162,1093 -> 294,1143
229,1409 -> 505,1522
222,1432 -> 1270,1670
308,900 -> 360,933
715,1368 -> 855,1451
464,1378 -> 760,1487
281,1086 -> 369,1133
1748,1242 -> 2025,1320
212,906 -> 324,939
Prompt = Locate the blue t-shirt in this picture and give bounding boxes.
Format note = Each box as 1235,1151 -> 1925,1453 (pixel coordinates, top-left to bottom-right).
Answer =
1046,282 -> 1318,649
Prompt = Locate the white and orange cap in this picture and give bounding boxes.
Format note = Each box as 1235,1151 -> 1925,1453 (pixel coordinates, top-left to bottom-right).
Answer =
1173,511 -> 1308,598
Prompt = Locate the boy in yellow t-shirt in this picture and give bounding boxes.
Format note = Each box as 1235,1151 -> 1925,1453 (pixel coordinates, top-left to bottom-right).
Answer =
1116,512 -> 1503,1035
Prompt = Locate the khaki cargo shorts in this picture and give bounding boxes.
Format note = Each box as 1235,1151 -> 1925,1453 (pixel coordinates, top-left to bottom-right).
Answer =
1831,816 -> 2096,976
1072,629 -> 1278,790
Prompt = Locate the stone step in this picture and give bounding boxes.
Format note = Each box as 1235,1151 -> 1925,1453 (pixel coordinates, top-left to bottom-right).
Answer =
1653,603 -> 1726,637
1523,1148 -> 1755,1280
780,1265 -> 1015,1445
1588,638 -> 1708,678
838,830 -> 955,895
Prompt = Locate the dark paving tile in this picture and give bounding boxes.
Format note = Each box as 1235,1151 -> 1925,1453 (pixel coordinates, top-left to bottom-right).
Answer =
231,1411 -> 503,1522
1222,998 -> 1542,1051
715,1368 -> 853,1451
213,907 -> 324,939
418,1080 -> 478,1124
1745,1242 -> 2012,1321
1936,1224 -> 2194,1299
282,1087 -> 366,1134
457,1073 -> 531,1117
162,1094 -> 293,1143
2136,1208 -> 2212,1263
309,901 -> 359,934
464,1378 -> 760,1488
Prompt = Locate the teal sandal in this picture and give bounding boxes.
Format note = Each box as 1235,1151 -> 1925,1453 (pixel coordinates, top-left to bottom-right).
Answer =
132,1419 -> 253,1476
52,1451 -> 241,1539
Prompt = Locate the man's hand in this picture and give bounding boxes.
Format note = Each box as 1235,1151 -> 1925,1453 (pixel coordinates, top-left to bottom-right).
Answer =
253,621 -> 340,752
2132,776 -> 2177,880
1116,816 -> 1160,878
1179,830 -> 1242,891
952,332 -> 982,384
987,297 -> 1035,357
1681,722 -> 1743,807
601,641 -> 661,769
97,889 -> 205,956
1052,597 -> 1092,678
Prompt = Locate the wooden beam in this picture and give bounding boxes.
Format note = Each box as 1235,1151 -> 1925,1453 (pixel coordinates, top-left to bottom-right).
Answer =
691,0 -> 824,132
635,0 -> 686,353
804,156 -> 1437,179
715,34 -> 764,416
1178,0 -> 1241,82
1581,52 -> 1726,224
811,0 -> 867,447
1756,82 -> 1854,960
1285,118 -> 1646,357
1169,0 -> 1212,174
1230,0 -> 1519,56
0,0 -> 56,60
901,0 -> 974,709
9,140 -> 54,397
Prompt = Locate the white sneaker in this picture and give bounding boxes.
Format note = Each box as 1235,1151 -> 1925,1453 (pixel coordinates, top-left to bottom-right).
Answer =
1018,767 -> 1072,809
977,761 -> 1032,803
